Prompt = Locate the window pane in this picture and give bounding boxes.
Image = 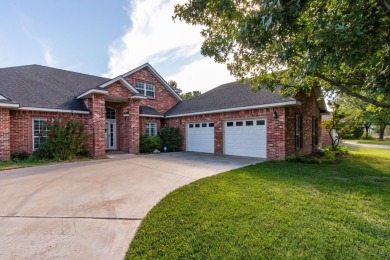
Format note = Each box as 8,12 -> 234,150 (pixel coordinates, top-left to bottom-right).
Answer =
33,119 -> 48,151
209,123 -> 214,127
195,124 -> 200,128
246,121 -> 254,126
256,120 -> 265,125
236,121 -> 243,126
189,124 -> 194,128
227,122 -> 233,127
202,123 -> 207,127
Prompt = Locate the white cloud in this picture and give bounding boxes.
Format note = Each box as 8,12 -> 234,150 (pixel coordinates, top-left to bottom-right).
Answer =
104,0 -> 203,77
103,0 -> 235,93
43,47 -> 55,66
166,58 -> 235,93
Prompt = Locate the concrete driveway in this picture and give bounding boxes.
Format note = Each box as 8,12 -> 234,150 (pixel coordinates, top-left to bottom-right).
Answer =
0,152 -> 262,260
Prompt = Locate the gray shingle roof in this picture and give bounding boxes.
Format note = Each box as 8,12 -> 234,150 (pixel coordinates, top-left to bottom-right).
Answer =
139,106 -> 163,116
164,81 -> 296,116
0,64 -> 110,111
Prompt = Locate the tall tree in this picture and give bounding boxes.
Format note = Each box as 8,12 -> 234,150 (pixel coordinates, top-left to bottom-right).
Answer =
167,80 -> 183,94
174,0 -> 390,108
181,91 -> 202,100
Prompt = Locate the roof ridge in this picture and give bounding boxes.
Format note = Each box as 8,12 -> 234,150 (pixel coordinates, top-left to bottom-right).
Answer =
0,64 -> 110,81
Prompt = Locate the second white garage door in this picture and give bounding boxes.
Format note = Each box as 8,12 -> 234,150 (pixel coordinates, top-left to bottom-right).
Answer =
224,119 -> 267,158
187,122 -> 215,153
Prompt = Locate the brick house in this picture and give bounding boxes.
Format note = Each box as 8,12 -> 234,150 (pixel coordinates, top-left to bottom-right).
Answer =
0,63 -> 327,161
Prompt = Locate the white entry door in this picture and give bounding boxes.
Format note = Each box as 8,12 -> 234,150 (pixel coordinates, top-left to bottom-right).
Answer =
224,119 -> 267,158
105,120 -> 117,150
186,122 -> 214,153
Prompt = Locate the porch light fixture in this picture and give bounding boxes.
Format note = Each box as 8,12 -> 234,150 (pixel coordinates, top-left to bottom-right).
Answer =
273,111 -> 278,119
123,112 -> 130,117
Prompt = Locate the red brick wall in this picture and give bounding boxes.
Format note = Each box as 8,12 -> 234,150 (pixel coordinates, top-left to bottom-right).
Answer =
0,108 -> 11,160
129,99 -> 140,154
164,107 -> 286,160
105,82 -> 133,98
285,90 -> 322,156
9,110 -> 89,155
124,68 -> 179,114
140,117 -> 162,136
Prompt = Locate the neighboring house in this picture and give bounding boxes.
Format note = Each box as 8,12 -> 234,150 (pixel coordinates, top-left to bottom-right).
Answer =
0,63 -> 328,161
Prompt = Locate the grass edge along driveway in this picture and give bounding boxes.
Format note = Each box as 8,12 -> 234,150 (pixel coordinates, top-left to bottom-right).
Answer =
127,146 -> 390,259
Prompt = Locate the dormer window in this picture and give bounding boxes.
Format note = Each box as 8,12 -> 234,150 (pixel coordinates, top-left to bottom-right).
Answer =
135,81 -> 155,98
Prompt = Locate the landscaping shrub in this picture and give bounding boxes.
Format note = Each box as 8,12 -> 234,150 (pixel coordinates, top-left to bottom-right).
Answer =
11,151 -> 30,161
159,126 -> 182,152
140,135 -> 163,153
286,149 -> 342,164
34,116 -> 89,160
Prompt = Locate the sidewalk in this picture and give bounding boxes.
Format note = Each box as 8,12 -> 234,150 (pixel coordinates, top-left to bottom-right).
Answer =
342,141 -> 390,150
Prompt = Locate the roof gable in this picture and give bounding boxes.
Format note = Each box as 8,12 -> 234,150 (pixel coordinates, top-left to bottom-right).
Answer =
122,63 -> 182,102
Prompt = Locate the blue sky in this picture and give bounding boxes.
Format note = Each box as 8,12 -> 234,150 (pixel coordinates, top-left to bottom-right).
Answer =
0,0 -> 234,92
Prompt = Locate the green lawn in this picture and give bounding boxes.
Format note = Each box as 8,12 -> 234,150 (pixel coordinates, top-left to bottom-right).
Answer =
127,147 -> 390,259
0,157 -> 99,171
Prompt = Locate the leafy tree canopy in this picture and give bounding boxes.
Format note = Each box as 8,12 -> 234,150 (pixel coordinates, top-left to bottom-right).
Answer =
174,0 -> 390,108
181,90 -> 202,100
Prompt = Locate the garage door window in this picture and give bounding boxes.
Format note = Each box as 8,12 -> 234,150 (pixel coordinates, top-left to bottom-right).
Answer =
195,123 -> 200,127
236,121 -> 243,126
202,123 -> 207,127
189,124 -> 194,128
227,122 -> 233,127
257,120 -> 265,125
246,121 -> 254,126
209,123 -> 214,127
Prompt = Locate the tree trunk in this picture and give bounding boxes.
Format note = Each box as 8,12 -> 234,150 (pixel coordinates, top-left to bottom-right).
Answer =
379,127 -> 385,141
365,126 -> 369,139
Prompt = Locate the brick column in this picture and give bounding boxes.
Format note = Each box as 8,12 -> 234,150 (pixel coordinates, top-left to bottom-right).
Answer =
129,99 -> 140,154
0,108 -> 11,161
214,118 -> 223,155
90,94 -> 106,157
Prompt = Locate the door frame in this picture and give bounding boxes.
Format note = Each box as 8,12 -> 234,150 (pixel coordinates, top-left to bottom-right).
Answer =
105,107 -> 117,150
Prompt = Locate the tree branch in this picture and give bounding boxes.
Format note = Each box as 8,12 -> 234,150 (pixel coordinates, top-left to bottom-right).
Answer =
315,73 -> 390,108
376,0 -> 390,18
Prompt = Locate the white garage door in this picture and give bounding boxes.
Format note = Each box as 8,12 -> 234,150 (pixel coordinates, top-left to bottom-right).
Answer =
187,122 -> 214,153
224,119 -> 267,158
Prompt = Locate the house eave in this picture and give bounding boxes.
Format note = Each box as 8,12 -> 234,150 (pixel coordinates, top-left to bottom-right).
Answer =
77,89 -> 109,99
139,114 -> 164,118
0,103 -> 20,108
18,107 -> 90,114
165,101 -> 301,118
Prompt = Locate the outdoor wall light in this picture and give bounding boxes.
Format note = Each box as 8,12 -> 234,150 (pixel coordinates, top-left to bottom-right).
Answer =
273,111 -> 278,119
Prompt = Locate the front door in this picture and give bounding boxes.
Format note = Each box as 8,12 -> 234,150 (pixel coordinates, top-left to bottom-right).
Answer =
105,107 -> 117,150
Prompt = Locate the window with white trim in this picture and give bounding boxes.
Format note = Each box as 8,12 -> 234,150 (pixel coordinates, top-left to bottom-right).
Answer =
136,81 -> 155,98
33,118 -> 48,151
146,123 -> 157,136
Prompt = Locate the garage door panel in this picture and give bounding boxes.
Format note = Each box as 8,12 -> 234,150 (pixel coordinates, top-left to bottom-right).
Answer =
224,119 -> 267,158
187,122 -> 214,153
